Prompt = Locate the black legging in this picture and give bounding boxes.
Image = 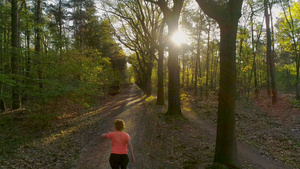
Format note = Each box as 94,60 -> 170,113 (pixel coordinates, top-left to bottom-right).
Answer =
109,154 -> 129,169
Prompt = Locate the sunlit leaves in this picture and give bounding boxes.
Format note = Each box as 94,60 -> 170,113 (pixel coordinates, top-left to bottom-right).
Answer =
276,2 -> 300,55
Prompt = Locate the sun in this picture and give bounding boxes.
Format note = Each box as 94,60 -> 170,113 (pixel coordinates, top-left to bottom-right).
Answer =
172,30 -> 187,46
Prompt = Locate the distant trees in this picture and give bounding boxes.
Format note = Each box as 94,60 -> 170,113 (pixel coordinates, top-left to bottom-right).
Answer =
277,1 -> 300,100
0,0 -> 126,112
103,0 -> 162,96
145,0 -> 184,116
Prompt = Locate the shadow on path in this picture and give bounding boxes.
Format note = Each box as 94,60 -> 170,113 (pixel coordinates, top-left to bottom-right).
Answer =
78,85 -> 153,169
183,111 -> 293,169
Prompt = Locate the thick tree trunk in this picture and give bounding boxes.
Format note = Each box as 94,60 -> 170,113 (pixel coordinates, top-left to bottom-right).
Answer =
195,1 -> 243,167
264,0 -> 277,104
166,19 -> 182,116
11,0 -> 19,109
214,22 -> 239,167
147,0 -> 183,116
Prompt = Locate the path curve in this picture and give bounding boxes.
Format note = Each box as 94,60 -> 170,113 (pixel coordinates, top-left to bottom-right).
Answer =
78,85 -> 293,169
184,111 -> 293,169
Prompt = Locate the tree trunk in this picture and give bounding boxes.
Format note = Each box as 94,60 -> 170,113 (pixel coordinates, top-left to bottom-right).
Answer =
182,53 -> 185,88
26,29 -> 30,78
59,0 -> 63,55
145,47 -> 155,96
36,0 -> 43,89
264,0 -> 277,104
211,41 -> 216,92
157,21 -> 165,105
214,54 -> 219,92
166,18 -> 182,116
266,55 -> 271,96
199,54 -> 203,95
214,21 -> 239,169
196,0 -> 243,167
0,14 -> 3,111
186,62 -> 190,87
145,54 -> 154,96
146,0 -> 183,116
296,54 -> 300,100
194,26 -> 201,95
11,0 -> 19,109
206,22 -> 211,98
249,3 -> 258,97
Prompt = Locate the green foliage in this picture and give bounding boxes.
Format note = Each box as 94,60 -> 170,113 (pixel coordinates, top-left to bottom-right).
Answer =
26,49 -> 115,106
0,74 -> 15,86
145,95 -> 156,104
180,93 -> 188,101
292,99 -> 300,107
276,2 -> 300,55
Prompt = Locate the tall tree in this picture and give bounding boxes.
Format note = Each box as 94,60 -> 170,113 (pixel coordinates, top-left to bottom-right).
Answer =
264,0 -> 277,104
278,0 -> 300,100
11,0 -> 19,109
195,0 -> 243,167
205,19 -> 211,98
104,0 -> 161,95
47,0 -> 67,54
146,0 -> 184,116
157,20 -> 166,105
36,0 -> 43,89
248,0 -> 259,97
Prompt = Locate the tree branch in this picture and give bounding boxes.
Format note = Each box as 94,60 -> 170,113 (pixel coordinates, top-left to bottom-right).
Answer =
195,0 -> 222,22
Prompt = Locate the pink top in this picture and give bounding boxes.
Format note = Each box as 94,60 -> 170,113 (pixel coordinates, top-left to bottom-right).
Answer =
107,131 -> 130,154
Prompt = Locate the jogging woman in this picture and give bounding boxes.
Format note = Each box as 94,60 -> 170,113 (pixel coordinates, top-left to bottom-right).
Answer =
101,119 -> 135,169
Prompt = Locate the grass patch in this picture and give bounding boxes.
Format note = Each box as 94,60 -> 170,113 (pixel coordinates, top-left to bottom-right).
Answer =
0,111 -> 57,157
145,95 -> 156,104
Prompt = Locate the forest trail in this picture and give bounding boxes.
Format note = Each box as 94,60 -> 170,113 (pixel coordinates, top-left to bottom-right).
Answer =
184,112 -> 293,169
78,85 -> 293,169
78,85 -> 155,169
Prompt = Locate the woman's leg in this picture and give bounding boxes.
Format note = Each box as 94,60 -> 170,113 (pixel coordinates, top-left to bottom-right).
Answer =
120,154 -> 129,169
109,154 -> 120,169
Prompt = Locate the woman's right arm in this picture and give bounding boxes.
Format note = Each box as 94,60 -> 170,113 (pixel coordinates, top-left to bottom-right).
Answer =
100,132 -> 109,139
127,140 -> 135,163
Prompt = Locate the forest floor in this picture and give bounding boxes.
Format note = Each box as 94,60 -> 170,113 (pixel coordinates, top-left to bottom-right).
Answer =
0,84 -> 299,168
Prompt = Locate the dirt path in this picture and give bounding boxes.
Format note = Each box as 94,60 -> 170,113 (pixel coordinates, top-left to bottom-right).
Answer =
184,111 -> 293,169
78,85 -> 293,169
78,85 -> 157,169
